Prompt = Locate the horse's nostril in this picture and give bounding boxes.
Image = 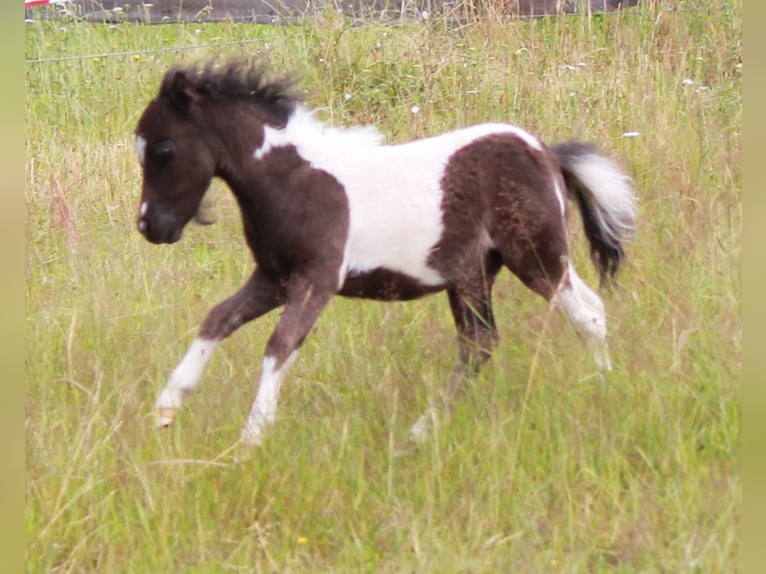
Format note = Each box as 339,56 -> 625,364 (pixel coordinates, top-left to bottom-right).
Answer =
138,218 -> 148,234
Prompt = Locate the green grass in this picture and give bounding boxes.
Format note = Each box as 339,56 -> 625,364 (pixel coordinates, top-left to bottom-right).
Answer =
26,1 -> 741,571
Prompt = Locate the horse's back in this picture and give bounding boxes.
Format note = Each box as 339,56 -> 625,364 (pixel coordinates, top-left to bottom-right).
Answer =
336,123 -> 562,292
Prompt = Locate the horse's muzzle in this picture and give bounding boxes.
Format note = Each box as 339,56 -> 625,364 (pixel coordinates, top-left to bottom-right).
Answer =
137,210 -> 183,244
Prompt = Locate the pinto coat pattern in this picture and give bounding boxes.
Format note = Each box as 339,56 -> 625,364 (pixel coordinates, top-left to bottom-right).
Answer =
134,60 -> 637,446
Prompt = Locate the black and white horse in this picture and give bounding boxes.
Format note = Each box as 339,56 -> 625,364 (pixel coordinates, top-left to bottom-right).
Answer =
134,60 -> 636,446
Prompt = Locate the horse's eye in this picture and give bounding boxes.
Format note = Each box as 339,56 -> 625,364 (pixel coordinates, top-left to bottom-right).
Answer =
152,139 -> 176,161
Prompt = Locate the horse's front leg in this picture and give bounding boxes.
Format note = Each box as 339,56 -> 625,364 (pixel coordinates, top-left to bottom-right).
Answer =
241,277 -> 335,446
155,268 -> 284,427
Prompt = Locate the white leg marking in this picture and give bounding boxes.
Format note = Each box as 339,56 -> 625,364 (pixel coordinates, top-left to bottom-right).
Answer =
240,352 -> 298,446
555,265 -> 612,371
135,135 -> 147,167
409,406 -> 436,444
155,338 -> 219,426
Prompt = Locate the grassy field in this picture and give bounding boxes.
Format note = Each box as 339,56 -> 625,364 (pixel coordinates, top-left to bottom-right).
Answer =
25,1 -> 741,571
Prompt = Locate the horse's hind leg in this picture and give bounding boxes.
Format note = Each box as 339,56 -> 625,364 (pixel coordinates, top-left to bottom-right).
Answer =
554,264 -> 612,372
500,235 -> 611,373
409,256 -> 501,443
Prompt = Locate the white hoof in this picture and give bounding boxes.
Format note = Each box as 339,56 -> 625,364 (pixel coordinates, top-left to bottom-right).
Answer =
408,408 -> 435,445
156,407 -> 177,428
239,423 -> 265,447
597,353 -> 612,373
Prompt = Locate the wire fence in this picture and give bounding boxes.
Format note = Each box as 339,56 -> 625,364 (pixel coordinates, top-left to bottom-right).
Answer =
25,1 -> 731,66
25,0 -> 640,24
25,38 -> 281,65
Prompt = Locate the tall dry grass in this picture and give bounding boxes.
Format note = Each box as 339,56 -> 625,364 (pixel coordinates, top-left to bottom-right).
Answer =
26,2 -> 740,571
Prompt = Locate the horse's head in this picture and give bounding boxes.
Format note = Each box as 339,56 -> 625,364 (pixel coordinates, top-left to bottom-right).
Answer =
135,70 -> 216,244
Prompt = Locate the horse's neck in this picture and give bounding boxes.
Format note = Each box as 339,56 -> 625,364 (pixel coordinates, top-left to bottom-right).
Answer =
202,104 -> 266,185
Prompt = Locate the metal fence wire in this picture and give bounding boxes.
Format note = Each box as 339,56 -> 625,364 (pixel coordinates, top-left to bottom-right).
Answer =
25,0 -> 643,25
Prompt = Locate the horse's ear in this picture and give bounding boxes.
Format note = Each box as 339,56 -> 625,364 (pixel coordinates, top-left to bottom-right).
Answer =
168,70 -> 195,110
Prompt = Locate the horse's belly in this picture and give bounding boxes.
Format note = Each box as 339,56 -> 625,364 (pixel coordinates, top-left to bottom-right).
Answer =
338,267 -> 445,301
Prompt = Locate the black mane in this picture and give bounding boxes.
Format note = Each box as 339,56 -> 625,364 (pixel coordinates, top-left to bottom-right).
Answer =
159,59 -> 302,124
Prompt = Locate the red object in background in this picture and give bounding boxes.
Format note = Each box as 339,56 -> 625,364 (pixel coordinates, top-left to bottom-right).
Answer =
26,0 -> 70,6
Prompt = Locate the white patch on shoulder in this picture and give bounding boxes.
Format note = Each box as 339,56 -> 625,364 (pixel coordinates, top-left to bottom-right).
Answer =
254,124 -> 289,160
255,107 -> 545,287
135,134 -> 147,167
254,107 -> 383,162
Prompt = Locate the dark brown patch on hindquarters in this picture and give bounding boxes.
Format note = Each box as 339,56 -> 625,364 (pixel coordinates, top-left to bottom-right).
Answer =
430,133 -> 570,299
339,268 -> 445,301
